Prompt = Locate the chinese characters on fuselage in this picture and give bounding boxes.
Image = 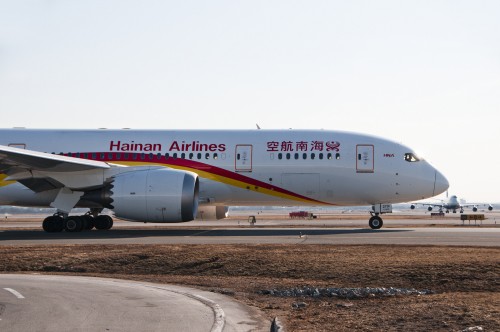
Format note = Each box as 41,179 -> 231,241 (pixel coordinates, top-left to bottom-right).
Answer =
266,140 -> 340,152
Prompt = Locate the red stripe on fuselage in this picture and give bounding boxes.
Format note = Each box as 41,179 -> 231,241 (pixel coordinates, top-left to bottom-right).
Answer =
76,152 -> 330,205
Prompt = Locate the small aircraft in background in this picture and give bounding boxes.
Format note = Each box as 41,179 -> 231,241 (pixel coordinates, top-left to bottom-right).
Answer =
411,194 -> 493,213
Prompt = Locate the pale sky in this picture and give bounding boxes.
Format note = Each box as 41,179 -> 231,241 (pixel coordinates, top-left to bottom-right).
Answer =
0,1 -> 499,202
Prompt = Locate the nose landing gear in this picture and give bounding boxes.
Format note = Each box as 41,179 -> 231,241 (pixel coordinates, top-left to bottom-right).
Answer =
368,215 -> 383,229
369,204 -> 392,229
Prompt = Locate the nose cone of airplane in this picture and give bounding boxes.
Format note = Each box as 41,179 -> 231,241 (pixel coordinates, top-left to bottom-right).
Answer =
433,169 -> 449,196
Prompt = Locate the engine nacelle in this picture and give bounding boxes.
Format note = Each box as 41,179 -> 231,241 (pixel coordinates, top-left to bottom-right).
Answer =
196,206 -> 229,220
410,204 -> 416,210
472,206 -> 478,212
111,168 -> 199,222
488,205 -> 493,211
427,206 -> 433,212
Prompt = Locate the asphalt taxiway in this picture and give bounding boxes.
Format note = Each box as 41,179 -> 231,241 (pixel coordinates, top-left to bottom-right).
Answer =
0,274 -> 268,332
2,212 -> 500,246
0,225 -> 499,246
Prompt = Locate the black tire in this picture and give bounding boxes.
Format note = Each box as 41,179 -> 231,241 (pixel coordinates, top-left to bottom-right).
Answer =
369,216 -> 383,230
94,215 -> 113,230
81,215 -> 95,230
42,216 -> 64,233
103,215 -> 113,230
65,216 -> 84,232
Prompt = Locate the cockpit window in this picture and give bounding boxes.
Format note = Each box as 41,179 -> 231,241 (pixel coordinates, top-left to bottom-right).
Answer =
404,153 -> 420,162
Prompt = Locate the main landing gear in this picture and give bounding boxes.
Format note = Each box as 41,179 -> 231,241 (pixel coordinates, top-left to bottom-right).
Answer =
42,212 -> 113,233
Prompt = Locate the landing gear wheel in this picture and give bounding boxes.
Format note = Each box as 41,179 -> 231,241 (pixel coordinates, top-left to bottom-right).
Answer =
369,216 -> 383,229
81,215 -> 95,230
65,216 -> 84,232
94,215 -> 113,230
42,216 -> 64,233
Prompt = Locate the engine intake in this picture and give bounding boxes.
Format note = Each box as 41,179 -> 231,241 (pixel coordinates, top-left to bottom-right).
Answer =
111,167 -> 199,222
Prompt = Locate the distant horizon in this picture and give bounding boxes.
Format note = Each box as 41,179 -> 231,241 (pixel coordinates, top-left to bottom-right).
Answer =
2,203 -> 499,216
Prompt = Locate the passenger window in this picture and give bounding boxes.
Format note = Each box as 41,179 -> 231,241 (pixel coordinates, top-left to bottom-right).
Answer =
328,153 -> 332,160
197,153 -> 202,159
189,153 -> 194,159
100,153 -> 105,160
205,153 -> 210,159
311,153 -> 315,160
278,153 -> 283,160
140,153 -> 145,160
157,153 -> 162,159
165,153 -> 169,159
237,153 -> 240,160
181,153 -> 186,159
132,153 -> 137,160
124,153 -> 129,159
116,153 -> 121,160
303,153 -> 307,159
294,153 -> 299,160
319,153 -> 323,160
213,153 -> 218,160
173,153 -> 178,159
108,153 -> 113,159
336,153 -> 340,160
286,153 -> 291,160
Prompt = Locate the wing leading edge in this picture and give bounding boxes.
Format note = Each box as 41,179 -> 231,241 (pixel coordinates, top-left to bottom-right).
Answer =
0,145 -> 110,173
0,145 -> 112,192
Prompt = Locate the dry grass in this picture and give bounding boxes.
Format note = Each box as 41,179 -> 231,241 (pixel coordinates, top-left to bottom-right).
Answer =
1,244 -> 499,331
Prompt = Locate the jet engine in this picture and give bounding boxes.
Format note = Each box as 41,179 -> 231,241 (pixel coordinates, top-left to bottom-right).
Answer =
410,204 -> 416,210
472,206 -> 478,212
488,205 -> 493,211
111,168 -> 199,222
427,206 -> 433,212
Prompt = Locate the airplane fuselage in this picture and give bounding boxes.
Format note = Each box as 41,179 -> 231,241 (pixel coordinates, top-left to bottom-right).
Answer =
0,129 -> 447,210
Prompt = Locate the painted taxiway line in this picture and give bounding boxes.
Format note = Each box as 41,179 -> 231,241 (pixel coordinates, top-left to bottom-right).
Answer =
138,284 -> 226,332
3,288 -> 25,299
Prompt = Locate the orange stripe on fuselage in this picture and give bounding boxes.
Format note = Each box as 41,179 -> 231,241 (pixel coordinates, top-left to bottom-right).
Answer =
0,174 -> 16,187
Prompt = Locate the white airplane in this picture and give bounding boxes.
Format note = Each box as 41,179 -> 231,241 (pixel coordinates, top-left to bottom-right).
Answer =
0,128 -> 448,231
410,195 -> 493,213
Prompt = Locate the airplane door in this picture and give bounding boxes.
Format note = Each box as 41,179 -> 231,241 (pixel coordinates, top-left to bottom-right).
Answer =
356,144 -> 374,173
235,144 -> 253,172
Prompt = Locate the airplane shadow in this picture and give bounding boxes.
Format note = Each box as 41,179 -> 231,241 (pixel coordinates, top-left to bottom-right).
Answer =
0,227 -> 411,242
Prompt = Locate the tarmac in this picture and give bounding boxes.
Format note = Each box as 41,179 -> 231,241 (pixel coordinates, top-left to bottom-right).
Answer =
0,274 -> 268,332
0,211 -> 499,246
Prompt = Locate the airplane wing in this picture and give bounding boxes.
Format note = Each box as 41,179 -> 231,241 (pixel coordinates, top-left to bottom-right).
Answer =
461,203 -> 494,211
0,145 -> 111,192
410,202 -> 444,211
412,203 -> 443,208
0,145 -> 110,173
